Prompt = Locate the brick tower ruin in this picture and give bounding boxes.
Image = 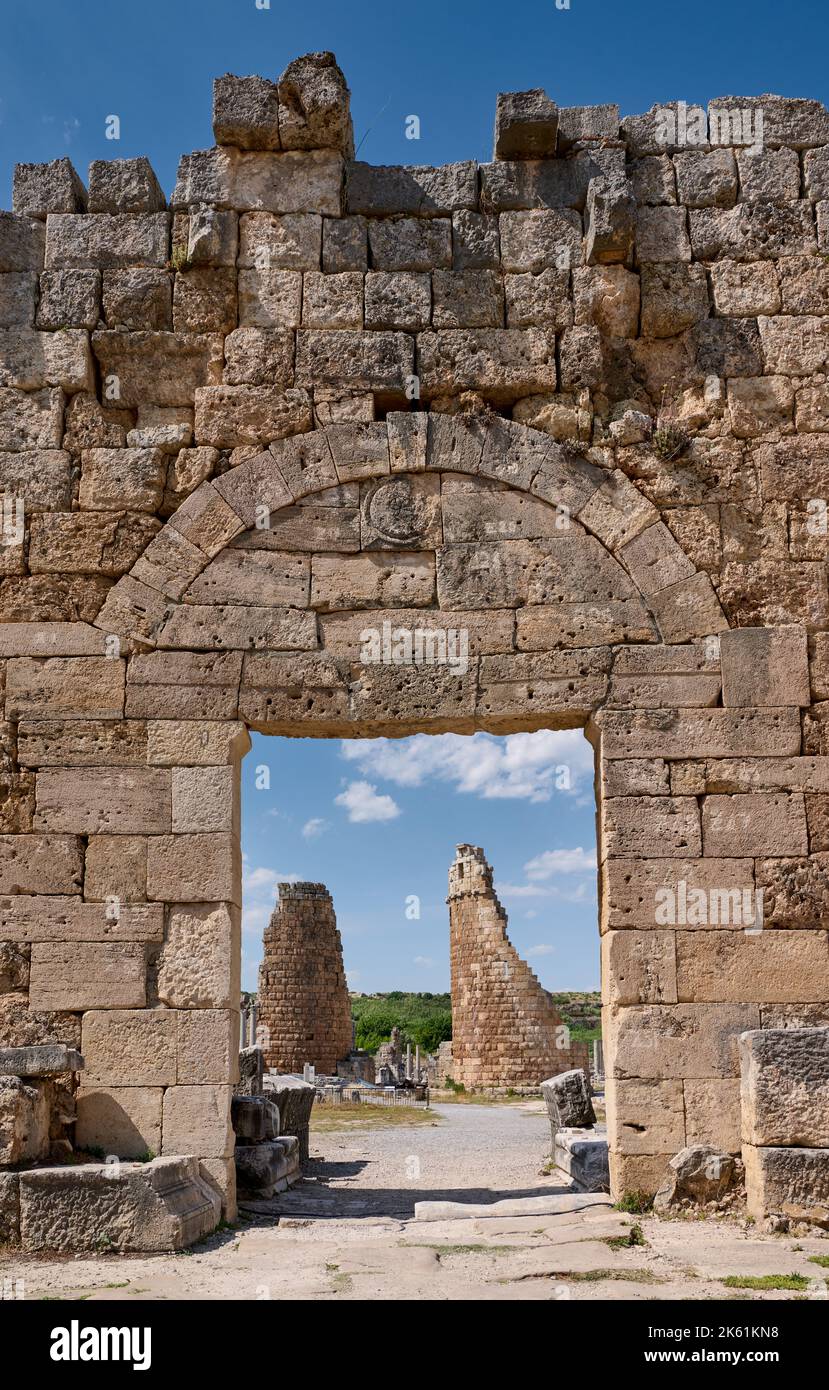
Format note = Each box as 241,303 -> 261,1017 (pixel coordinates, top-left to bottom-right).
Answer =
258,882 -> 353,1076
448,845 -> 587,1090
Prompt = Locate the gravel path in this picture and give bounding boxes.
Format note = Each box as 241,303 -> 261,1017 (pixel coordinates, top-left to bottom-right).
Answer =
281,1101 -> 560,1217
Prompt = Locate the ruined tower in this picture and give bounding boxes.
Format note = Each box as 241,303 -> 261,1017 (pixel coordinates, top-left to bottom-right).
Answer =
258,883 -> 353,1076
448,845 -> 585,1090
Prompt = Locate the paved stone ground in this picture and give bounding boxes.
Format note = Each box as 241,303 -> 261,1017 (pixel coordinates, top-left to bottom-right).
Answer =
2,1103 -> 828,1301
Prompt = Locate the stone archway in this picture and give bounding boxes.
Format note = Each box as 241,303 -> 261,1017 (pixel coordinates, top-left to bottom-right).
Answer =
12,407 -> 787,1216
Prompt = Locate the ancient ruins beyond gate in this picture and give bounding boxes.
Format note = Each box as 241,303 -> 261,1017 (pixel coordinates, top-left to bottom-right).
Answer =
1,51 -> 828,1234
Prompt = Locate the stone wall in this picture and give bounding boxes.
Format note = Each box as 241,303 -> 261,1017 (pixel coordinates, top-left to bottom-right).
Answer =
0,51 -> 828,1215
258,881 -> 352,1075
448,844 -> 586,1089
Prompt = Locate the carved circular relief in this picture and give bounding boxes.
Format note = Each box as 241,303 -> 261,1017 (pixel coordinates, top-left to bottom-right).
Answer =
366,478 -> 425,545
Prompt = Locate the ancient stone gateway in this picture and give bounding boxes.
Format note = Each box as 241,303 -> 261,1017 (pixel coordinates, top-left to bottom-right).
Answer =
1,54 -> 828,1235
258,881 -> 352,1075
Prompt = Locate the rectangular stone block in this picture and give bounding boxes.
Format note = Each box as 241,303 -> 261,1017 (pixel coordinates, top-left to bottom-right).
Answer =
92,330 -> 223,409
368,217 -> 452,271
602,796 -> 701,858
176,148 -> 341,215
0,211 -> 46,270
605,1078 -> 685,1154
76,1086 -> 162,1160
0,834 -> 83,894
311,553 -> 435,611
0,385 -> 62,449
702,792 -> 808,856
17,718 -> 147,767
295,330 -> 414,393
161,1084 -> 234,1159
684,1078 -> 741,1152
345,161 -> 477,216
176,1010 -> 238,1085
418,328 -> 557,403
517,600 -> 655,649
601,930 -> 677,1006
239,651 -> 349,728
194,384 -> 313,447
605,1002 -> 761,1079
171,766 -> 236,834
156,603 -> 317,651
744,1144 -> 829,1225
0,897 -> 162,942
0,327 -> 93,392
79,447 -> 166,513
740,1028 -> 829,1147
29,941 -> 147,1010
5,656 -> 124,720
319,607 -> 515,660
601,856 -> 757,932
156,903 -> 239,1010
147,834 -> 241,905
125,650 -> 242,721
719,626 -> 810,707
598,708 -> 802,759
34,768 -> 171,834
146,720 -> 249,767
45,213 -> 170,268
84,834 -> 147,903
676,930 -> 828,1004
81,1009 -> 177,1086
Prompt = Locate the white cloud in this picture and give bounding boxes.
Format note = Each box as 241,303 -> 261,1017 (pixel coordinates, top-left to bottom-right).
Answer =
495,881 -> 555,899
524,846 -> 597,880
413,955 -> 435,968
525,943 -> 555,957
302,817 -> 329,839
335,779 -> 400,823
340,729 -> 592,802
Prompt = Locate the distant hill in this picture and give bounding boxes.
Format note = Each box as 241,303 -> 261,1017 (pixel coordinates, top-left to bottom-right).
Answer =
350,989 -> 600,1052
350,992 -> 452,1053
549,991 -> 602,1043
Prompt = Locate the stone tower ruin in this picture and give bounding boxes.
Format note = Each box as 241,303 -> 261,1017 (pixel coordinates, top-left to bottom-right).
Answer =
448,844 -> 587,1089
258,882 -> 353,1076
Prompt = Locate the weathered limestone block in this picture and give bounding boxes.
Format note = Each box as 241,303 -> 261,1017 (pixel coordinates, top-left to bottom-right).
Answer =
606,1078 -> 685,1154
0,899 -> 162,944
174,267 -> 237,334
212,74 -> 280,150
34,767 -> 170,834
296,331 -> 413,394
13,158 -> 87,217
740,1028 -> 829,1147
322,214 -> 367,272
157,904 -> 238,1009
88,158 -> 165,213
5,656 -> 124,720
0,1075 -> 50,1165
728,375 -> 793,437
17,1157 -> 220,1252
689,201 -> 817,261
606,1002 -> 760,1079
125,650 -> 242,720
311,552 -> 435,611
277,51 -> 354,155
171,766 -> 235,834
0,994 -> 80,1050
635,205 -> 691,263
584,174 -> 635,265
516,599 -> 655,649
45,212 -> 169,268
675,149 -> 738,207
321,607 -> 512,659
0,1044 -> 82,1076
432,269 -> 503,329
161,1085 -> 234,1159
710,259 -> 780,316
601,757 -> 670,797
76,1086 -> 162,1159
702,792 -> 808,856
0,833 -> 82,894
350,660 -> 476,733
0,385 -> 62,448
81,1009 -> 177,1086
300,270 -> 362,329
167,481 -> 245,557
599,707 -> 802,759
603,796 -> 701,858
346,162 -> 477,215
778,255 -> 829,318
481,148 -> 623,212
541,1069 -> 596,1133
28,940 -> 147,1010
28,513 -> 160,578
498,208 -> 582,272
418,328 -> 557,402
504,268 -> 572,330
223,327 -> 294,387
368,217 -> 452,272
0,943 -> 30,992
442,473 -> 563,543
684,1078 -> 742,1152
557,102 -> 620,148
92,330 -> 223,408
177,1010 -> 238,1085
157,602 -> 316,652
744,1144 -> 829,1226
720,626 -> 809,707
147,833 -> 240,905
146,720 -> 248,767
239,650 -> 348,727
174,148 -> 342,216
237,267 -> 301,328
79,447 -> 166,513
0,327 -> 92,392
84,835 -> 147,902
478,650 -> 609,724
452,210 -> 500,270
36,269 -> 100,329
184,548 -> 308,609
102,267 -> 172,330
640,263 -> 709,338
0,269 -> 37,326
494,90 -> 558,160
601,930 -> 677,1005
676,930 -> 828,1003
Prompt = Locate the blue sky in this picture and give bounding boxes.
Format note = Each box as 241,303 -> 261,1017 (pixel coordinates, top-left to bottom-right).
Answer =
1,0 -> 827,202
242,730 -> 598,994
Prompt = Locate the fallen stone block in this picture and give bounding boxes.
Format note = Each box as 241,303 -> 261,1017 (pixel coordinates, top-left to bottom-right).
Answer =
236,1046 -> 264,1097
542,1068 -> 596,1134
653,1144 -> 740,1212
262,1074 -> 314,1163
553,1126 -> 610,1193
0,1075 -> 50,1165
231,1094 -> 280,1142
17,1156 -> 220,1252
235,1135 -> 299,1198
